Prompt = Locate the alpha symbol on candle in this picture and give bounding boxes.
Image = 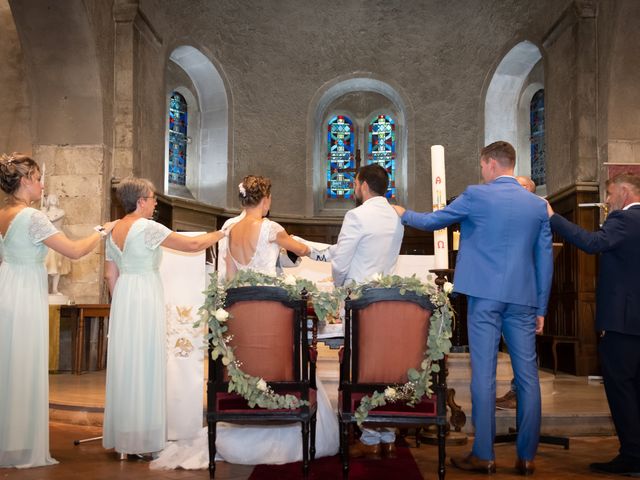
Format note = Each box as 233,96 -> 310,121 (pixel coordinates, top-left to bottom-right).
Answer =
435,176 -> 442,185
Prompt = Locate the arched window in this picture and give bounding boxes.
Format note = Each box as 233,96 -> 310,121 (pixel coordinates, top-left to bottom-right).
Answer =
368,114 -> 396,199
327,115 -> 355,199
168,91 -> 188,186
530,89 -> 545,186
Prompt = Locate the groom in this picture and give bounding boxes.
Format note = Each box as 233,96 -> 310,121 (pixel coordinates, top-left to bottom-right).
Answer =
326,163 -> 404,458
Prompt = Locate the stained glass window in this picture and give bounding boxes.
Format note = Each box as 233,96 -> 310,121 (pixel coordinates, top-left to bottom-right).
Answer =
530,89 -> 545,186
168,92 -> 188,186
368,114 -> 396,199
327,115 -> 355,199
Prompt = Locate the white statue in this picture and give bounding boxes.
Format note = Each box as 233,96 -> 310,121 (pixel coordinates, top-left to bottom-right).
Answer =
43,194 -> 71,301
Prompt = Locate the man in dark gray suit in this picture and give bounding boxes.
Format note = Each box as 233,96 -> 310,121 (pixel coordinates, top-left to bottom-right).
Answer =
549,172 -> 640,476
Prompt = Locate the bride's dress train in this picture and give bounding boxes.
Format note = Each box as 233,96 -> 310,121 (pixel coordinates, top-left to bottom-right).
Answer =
152,217 -> 339,469
151,378 -> 338,468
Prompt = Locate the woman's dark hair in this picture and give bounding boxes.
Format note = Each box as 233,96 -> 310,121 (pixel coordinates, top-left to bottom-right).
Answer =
115,177 -> 156,214
238,175 -> 271,207
0,153 -> 40,195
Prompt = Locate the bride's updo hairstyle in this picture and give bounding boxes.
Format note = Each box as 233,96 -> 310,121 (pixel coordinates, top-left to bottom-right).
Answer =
238,175 -> 271,208
0,153 -> 40,195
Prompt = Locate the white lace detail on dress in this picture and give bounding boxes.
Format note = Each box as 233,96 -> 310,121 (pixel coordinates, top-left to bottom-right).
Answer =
267,220 -> 285,242
28,209 -> 59,244
144,221 -> 172,249
228,219 -> 282,276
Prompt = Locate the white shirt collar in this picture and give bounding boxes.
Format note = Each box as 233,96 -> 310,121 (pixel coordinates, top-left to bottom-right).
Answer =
623,202 -> 640,210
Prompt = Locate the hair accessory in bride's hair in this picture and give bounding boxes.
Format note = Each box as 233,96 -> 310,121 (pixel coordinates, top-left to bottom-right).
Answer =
238,182 -> 246,197
1,153 -> 15,164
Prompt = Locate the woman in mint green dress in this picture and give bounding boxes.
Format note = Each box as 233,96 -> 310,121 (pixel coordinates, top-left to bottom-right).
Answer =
102,177 -> 224,458
0,153 -> 116,468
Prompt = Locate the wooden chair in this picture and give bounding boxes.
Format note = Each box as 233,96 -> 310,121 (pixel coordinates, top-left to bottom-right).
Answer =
206,286 -> 317,479
339,287 -> 447,479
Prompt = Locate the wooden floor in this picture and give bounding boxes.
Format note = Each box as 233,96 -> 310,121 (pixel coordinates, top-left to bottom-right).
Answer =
3,346 -> 620,479
0,423 -> 624,479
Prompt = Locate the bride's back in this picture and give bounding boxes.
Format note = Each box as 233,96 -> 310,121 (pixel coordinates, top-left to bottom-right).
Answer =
228,217 -> 265,265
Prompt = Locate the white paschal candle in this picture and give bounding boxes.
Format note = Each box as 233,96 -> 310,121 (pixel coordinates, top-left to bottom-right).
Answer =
431,145 -> 448,269
40,162 -> 46,209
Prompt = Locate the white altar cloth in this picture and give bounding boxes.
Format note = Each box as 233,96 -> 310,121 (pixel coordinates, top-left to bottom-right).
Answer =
160,234 -> 206,441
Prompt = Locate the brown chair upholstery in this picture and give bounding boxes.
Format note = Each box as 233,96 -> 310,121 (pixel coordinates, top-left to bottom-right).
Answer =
339,287 -> 447,479
207,286 -> 317,479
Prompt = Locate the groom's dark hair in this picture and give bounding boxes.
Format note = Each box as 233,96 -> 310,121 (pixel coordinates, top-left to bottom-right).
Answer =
357,164 -> 388,196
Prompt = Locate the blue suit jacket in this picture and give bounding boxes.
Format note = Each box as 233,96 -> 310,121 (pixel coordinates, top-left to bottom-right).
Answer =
550,205 -> 640,335
402,176 -> 553,315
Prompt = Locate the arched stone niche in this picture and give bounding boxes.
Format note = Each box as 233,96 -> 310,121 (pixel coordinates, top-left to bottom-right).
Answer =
308,76 -> 411,216
485,41 -> 546,194
165,45 -> 229,207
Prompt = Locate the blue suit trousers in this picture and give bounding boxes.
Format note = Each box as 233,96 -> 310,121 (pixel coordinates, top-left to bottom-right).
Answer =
467,297 -> 541,461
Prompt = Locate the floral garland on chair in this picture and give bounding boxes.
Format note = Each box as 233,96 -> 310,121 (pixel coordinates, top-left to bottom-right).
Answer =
348,273 -> 455,426
196,270 -> 347,410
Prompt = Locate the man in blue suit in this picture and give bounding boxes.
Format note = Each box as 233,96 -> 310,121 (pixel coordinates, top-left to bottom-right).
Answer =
549,172 -> 640,476
394,141 -> 553,475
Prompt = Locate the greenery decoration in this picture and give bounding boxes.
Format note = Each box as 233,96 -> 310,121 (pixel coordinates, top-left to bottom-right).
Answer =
196,270 -> 453,419
197,270 -> 347,410
348,273 -> 455,426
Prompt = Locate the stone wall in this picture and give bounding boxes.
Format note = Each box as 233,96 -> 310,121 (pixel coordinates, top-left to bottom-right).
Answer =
35,145 -> 107,303
135,0 -> 572,214
0,0 -> 31,156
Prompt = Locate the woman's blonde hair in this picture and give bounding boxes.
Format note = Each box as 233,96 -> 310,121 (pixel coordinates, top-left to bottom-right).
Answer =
0,153 -> 40,195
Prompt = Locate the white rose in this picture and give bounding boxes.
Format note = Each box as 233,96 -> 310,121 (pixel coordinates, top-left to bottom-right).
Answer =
214,308 -> 229,322
371,273 -> 383,282
256,378 -> 268,392
283,274 -> 297,286
443,282 -> 454,294
384,387 -> 397,400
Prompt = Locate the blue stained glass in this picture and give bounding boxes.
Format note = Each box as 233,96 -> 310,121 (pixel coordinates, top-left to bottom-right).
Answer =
327,115 -> 355,199
168,92 -> 188,186
530,89 -> 545,187
367,114 -> 396,199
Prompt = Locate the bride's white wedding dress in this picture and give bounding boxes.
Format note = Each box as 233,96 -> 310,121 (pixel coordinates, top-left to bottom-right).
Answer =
151,218 -> 339,469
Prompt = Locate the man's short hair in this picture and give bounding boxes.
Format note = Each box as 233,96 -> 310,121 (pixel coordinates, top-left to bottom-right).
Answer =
607,172 -> 640,195
481,141 -> 516,169
357,164 -> 389,196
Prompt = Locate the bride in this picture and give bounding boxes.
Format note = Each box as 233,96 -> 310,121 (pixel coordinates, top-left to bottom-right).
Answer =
152,175 -> 339,469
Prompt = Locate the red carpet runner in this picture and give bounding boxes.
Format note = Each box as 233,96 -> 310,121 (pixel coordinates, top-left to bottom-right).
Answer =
248,447 -> 424,480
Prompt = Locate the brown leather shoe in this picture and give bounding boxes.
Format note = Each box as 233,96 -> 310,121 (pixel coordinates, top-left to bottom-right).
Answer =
515,458 -> 535,475
349,442 -> 381,460
380,442 -> 397,459
451,453 -> 497,474
496,390 -> 517,410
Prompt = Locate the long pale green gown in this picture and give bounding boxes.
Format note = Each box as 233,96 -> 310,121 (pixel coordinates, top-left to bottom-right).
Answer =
102,218 -> 171,454
0,207 -> 59,468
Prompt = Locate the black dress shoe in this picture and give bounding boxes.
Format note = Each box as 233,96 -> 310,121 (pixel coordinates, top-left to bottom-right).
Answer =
451,453 -> 497,474
515,458 -> 536,475
590,454 -> 640,476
